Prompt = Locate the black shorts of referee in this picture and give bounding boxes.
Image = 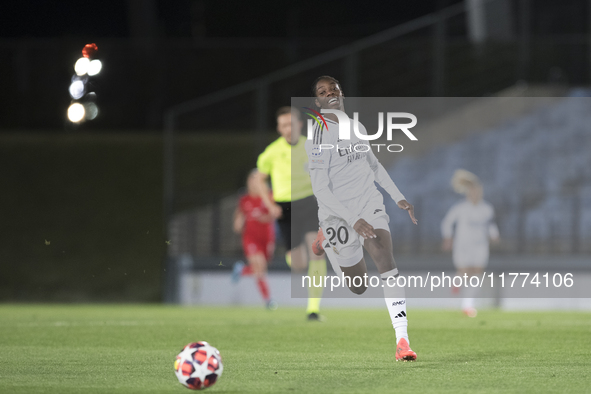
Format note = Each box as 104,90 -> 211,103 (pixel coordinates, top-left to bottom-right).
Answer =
276,195 -> 319,250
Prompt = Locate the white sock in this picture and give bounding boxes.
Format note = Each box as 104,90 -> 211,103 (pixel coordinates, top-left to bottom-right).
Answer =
394,325 -> 408,345
461,283 -> 479,309
381,268 -> 409,345
461,297 -> 476,310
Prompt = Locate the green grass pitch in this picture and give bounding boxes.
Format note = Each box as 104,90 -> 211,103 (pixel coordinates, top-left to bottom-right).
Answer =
1,305 -> 590,393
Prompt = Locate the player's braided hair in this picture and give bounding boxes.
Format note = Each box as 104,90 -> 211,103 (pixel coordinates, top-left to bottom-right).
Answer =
310,75 -> 342,109
310,75 -> 341,97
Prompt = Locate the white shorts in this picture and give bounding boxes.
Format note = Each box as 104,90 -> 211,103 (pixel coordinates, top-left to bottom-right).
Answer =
452,246 -> 489,269
320,211 -> 390,268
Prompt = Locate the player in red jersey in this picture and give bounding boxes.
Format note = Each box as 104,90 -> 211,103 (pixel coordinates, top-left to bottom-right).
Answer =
232,170 -> 277,309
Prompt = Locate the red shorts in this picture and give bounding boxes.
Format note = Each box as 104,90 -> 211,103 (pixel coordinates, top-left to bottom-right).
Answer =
242,237 -> 275,262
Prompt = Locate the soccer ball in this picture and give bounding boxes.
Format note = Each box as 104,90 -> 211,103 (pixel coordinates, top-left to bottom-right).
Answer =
174,342 -> 223,390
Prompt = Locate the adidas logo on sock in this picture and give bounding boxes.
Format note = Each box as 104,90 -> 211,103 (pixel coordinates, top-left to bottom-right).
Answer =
394,311 -> 407,318
391,300 -> 405,306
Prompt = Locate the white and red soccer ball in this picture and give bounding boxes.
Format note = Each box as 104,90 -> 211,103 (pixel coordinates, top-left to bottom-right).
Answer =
174,342 -> 223,390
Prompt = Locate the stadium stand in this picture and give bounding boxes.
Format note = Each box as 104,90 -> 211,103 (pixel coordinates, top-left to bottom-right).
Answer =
386,91 -> 591,254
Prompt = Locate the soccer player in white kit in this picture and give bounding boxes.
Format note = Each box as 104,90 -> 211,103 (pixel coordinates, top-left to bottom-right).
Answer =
306,76 -> 418,361
441,169 -> 500,317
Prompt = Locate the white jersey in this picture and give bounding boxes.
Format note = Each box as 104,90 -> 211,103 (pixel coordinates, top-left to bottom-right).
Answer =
305,117 -> 405,226
441,199 -> 499,267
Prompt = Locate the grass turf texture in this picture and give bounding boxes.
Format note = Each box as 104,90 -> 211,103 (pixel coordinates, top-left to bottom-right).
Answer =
1,305 -> 590,393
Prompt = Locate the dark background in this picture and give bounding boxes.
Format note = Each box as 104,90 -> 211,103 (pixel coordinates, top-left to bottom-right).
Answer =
2,1 -> 462,39
2,0 -> 588,131
1,0 -> 460,131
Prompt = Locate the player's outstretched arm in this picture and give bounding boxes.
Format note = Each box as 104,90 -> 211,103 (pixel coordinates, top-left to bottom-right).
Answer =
488,208 -> 500,244
366,150 -> 417,225
366,149 -> 405,201
252,171 -> 282,219
233,207 -> 245,234
397,200 -> 418,225
441,205 -> 459,250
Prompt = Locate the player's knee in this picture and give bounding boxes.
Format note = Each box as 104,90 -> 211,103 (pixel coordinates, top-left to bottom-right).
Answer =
373,252 -> 393,268
252,265 -> 264,277
348,283 -> 367,295
368,243 -> 390,262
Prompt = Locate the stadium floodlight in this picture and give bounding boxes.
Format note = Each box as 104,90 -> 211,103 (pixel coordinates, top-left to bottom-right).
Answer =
69,79 -> 85,99
74,57 -> 90,76
84,102 -> 99,120
87,60 -> 102,76
67,103 -> 85,123
82,43 -> 98,58
67,44 -> 100,126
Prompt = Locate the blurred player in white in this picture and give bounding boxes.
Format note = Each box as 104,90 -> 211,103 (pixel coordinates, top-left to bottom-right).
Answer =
307,76 -> 418,361
441,169 -> 500,317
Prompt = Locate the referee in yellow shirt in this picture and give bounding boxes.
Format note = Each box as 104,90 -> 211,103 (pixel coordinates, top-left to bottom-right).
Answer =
254,106 -> 326,321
